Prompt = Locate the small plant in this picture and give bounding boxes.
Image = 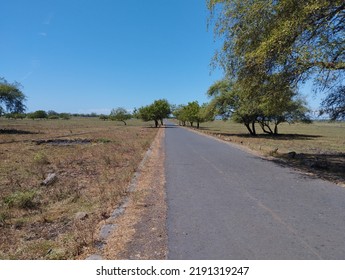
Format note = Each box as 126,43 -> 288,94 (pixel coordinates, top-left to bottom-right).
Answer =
34,152 -> 49,165
267,148 -> 279,157
103,155 -> 112,165
0,211 -> 10,226
3,190 -> 38,209
97,138 -> 111,143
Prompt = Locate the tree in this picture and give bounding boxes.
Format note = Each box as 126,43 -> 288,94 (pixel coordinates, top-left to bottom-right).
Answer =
207,79 -> 259,135
109,107 -> 131,125
137,99 -> 171,127
320,86 -> 345,120
207,79 -> 311,135
174,102 -> 214,129
0,78 -> 26,116
207,0 -> 345,95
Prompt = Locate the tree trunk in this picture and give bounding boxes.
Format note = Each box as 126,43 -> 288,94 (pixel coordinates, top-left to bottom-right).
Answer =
154,119 -> 158,127
251,121 -> 257,136
274,124 -> 278,135
244,123 -> 255,135
190,122 -> 193,127
122,120 -> 127,125
197,121 -> 200,129
160,119 -> 164,125
259,121 -> 273,134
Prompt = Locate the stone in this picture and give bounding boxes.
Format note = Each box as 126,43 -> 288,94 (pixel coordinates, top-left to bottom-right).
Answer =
75,212 -> 88,221
99,224 -> 116,240
86,254 -> 103,260
42,173 -> 57,186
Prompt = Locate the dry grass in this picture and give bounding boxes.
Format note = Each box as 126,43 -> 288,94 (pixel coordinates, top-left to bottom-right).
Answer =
103,128 -> 167,260
189,120 -> 345,184
0,117 -> 157,259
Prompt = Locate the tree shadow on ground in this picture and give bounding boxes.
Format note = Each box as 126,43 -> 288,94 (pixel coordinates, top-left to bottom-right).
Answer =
145,125 -> 177,129
0,129 -> 37,135
198,127 -> 322,140
198,127 -> 343,184
268,152 -> 345,185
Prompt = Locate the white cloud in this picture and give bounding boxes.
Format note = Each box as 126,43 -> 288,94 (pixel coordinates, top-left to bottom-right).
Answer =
21,71 -> 33,81
38,32 -> 47,36
43,13 -> 54,25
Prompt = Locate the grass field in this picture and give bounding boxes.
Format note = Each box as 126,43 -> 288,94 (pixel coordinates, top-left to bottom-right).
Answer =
0,118 -> 158,259
192,120 -> 345,184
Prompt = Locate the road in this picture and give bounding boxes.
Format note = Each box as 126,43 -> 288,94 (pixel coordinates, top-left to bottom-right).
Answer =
165,123 -> 345,259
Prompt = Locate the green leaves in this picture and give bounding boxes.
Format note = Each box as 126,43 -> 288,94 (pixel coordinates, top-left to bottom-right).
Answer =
109,107 -> 131,125
173,101 -> 213,128
0,77 -> 26,114
137,99 -> 171,127
206,0 -> 343,133
208,0 -> 345,88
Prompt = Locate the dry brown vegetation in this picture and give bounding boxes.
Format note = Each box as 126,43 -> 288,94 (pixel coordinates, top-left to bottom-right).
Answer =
0,118 -> 157,259
190,120 -> 345,185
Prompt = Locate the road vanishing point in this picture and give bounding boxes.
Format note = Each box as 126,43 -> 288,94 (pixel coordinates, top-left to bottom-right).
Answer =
165,123 -> 345,259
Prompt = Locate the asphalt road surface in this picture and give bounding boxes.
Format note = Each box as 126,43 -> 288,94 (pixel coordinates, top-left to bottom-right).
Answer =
165,123 -> 345,259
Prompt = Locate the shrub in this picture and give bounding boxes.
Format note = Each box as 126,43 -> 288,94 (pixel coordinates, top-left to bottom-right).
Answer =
34,152 -> 49,165
3,190 -> 38,209
59,113 -> 71,120
28,110 -> 48,119
99,115 -> 109,121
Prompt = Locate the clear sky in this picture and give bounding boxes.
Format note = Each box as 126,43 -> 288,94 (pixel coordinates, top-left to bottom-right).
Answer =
1,0 -> 225,114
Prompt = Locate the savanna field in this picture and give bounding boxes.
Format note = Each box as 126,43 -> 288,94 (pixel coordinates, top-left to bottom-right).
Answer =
0,118 -> 157,259
1,117 -> 345,260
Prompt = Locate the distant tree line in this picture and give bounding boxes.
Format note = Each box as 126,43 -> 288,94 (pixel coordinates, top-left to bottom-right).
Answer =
3,110 -> 72,120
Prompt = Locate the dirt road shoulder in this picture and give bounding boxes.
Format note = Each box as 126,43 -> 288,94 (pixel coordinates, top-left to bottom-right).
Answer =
102,127 -> 167,259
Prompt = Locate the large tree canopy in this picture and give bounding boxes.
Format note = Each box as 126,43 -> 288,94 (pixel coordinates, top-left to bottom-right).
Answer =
207,0 -> 344,124
207,79 -> 311,135
0,78 -> 26,115
137,99 -> 171,127
208,0 -> 345,87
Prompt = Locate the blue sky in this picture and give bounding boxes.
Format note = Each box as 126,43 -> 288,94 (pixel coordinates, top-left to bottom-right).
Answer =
2,0 -> 323,115
1,0 -> 225,114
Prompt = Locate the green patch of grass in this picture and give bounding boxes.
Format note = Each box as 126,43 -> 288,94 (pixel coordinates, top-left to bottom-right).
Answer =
96,138 -> 111,143
33,152 -> 49,165
3,190 -> 38,209
0,211 -> 10,226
